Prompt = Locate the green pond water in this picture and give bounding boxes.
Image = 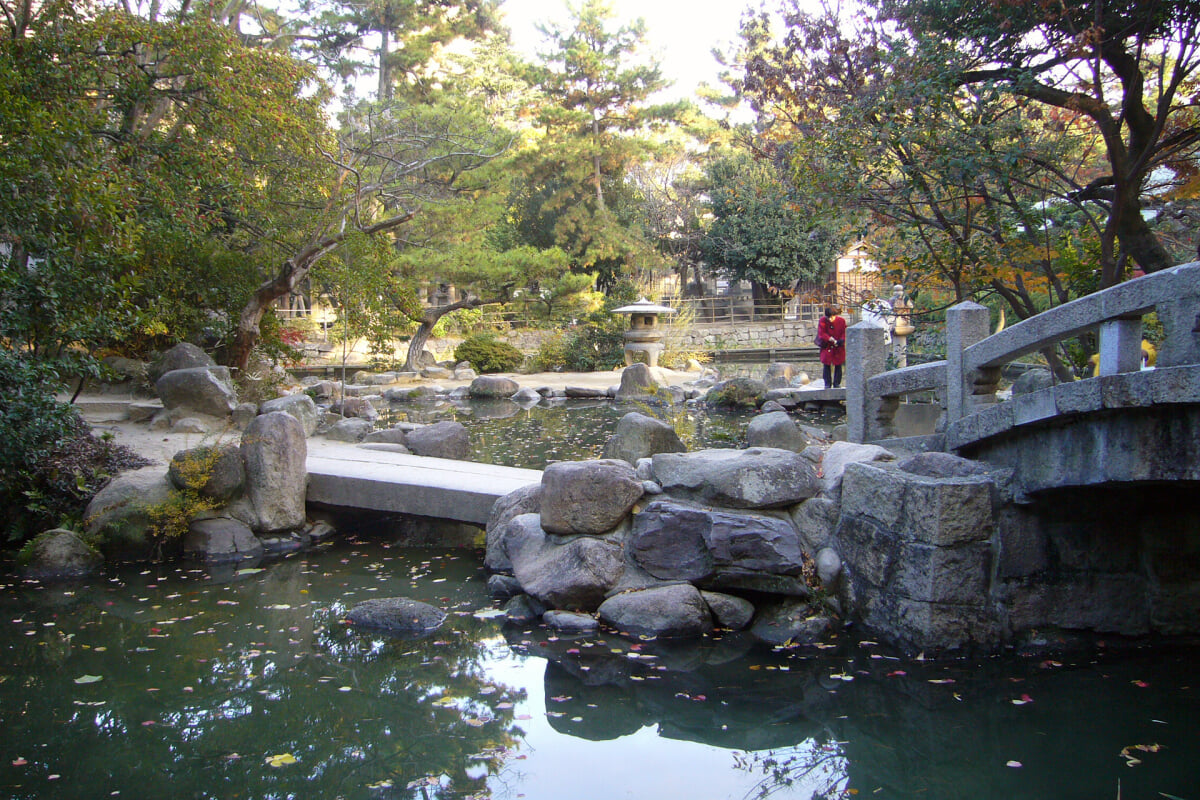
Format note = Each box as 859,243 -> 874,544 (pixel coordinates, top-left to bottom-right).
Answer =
2,402 -> 1198,799
2,535 -> 1198,800
379,398 -> 832,468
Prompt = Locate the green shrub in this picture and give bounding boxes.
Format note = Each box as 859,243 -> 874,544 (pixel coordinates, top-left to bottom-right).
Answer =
454,335 -> 525,373
0,351 -> 152,543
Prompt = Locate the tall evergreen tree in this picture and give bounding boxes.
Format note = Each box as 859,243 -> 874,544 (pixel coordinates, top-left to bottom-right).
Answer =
517,0 -> 687,289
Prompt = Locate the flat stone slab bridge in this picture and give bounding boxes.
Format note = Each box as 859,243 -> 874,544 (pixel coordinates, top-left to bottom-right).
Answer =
306,446 -> 543,525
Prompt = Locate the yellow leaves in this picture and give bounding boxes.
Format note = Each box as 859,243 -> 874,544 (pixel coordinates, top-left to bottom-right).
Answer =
73,674 -> 103,684
1120,743 -> 1164,767
265,753 -> 297,767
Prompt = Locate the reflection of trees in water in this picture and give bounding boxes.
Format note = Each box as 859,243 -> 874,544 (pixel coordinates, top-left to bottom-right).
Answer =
0,547 -> 528,800
733,742 -> 850,799
505,623 -> 1200,800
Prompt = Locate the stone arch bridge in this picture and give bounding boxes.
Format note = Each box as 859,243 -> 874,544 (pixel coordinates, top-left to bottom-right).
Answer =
830,262 -> 1200,650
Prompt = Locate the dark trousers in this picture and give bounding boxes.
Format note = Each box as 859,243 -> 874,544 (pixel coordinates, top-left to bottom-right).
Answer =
823,364 -> 842,388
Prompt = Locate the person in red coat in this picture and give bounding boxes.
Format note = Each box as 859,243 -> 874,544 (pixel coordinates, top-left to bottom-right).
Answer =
817,305 -> 847,388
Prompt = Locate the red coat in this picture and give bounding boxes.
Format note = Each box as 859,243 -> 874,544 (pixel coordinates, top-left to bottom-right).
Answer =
818,314 -> 847,366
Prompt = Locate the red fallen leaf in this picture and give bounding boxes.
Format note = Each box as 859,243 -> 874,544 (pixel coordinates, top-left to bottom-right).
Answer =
693,695 -> 707,702
887,670 -> 907,677
11,758 -> 27,766
1012,694 -> 1034,705
1132,680 -> 1149,688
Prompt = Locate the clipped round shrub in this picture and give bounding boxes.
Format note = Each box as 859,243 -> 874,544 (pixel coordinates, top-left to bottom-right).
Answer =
453,335 -> 524,374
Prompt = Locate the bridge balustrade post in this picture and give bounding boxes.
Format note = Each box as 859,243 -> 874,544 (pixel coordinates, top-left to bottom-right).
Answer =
846,321 -> 888,443
1156,262 -> 1200,368
1098,317 -> 1144,375
945,301 -> 992,424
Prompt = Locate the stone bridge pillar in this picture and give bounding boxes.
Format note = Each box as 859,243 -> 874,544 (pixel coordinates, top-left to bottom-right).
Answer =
1157,262 -> 1200,368
945,301 -> 992,425
846,321 -> 888,443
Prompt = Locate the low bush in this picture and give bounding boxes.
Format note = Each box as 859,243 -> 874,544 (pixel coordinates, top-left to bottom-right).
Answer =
454,335 -> 525,373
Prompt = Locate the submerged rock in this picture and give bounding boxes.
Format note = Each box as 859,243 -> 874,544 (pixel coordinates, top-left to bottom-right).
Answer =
345,597 -> 447,635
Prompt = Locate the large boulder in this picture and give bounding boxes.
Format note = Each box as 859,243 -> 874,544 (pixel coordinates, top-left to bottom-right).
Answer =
19,529 -> 103,579
597,584 -> 713,638
629,499 -> 806,584
404,421 -> 470,460
149,343 -> 215,383
168,443 -> 245,503
155,366 -> 237,418
345,597 -> 447,636
260,393 -> 319,437
651,448 -> 820,509
539,459 -> 644,535
704,377 -> 765,408
613,363 -> 661,401
469,375 -> 521,399
601,412 -> 686,465
325,418 -> 373,442
84,466 -> 177,559
485,485 -> 542,572
241,412 -> 307,533
746,411 -> 807,452
182,517 -> 263,563
505,518 -> 625,610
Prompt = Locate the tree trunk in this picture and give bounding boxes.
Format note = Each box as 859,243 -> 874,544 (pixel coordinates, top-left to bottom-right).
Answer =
403,313 -> 438,372
230,210 -> 418,372
397,290 -> 513,372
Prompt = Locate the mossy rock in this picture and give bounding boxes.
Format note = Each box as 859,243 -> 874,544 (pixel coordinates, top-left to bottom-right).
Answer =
18,529 -> 103,580
704,377 -> 766,408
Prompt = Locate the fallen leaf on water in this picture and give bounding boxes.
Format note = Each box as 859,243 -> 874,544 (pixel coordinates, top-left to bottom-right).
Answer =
1132,680 -> 1150,688
1006,761 -> 1022,768
73,674 -> 103,684
235,568 -> 264,576
928,679 -> 956,685
887,670 -> 907,677
1012,694 -> 1034,705
266,753 -> 297,767
366,780 -> 394,789
11,758 -> 26,766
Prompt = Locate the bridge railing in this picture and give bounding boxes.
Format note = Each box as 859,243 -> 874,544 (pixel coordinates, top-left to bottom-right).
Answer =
845,261 -> 1200,447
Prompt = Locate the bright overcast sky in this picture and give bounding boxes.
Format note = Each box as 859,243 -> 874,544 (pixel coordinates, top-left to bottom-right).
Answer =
498,0 -> 759,102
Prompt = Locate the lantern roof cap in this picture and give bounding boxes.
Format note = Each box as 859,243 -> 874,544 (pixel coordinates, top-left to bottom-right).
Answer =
612,298 -> 676,315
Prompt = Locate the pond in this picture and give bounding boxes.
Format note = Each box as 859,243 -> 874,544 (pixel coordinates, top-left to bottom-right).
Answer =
378,399 -> 844,469
2,528 -> 1198,800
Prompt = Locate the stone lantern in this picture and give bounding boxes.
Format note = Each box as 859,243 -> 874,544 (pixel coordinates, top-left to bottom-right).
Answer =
889,284 -> 914,367
612,298 -> 676,368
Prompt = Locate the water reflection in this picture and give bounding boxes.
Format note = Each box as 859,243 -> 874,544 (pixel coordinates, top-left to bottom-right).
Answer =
379,400 -> 803,469
3,536 -> 1198,800
502,620 -> 1200,800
